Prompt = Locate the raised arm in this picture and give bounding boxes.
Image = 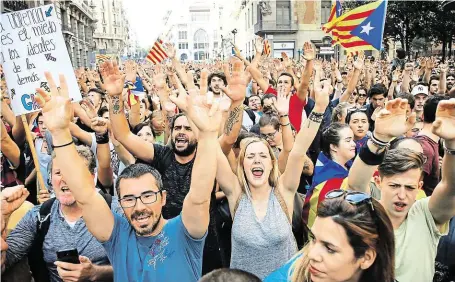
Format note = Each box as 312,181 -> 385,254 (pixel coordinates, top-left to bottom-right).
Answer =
35,72 -> 114,242
90,117 -> 113,187
428,98 -> 455,226
438,64 -> 448,94
171,75 -> 221,239
348,98 -> 416,193
247,65 -> 269,93
218,61 -> 249,154
340,54 -> 363,103
297,42 -> 315,102
280,80 -> 330,197
1,121 -> 20,168
101,61 -> 155,163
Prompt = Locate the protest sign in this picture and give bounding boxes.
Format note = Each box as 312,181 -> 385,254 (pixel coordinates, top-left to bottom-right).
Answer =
0,4 -> 82,116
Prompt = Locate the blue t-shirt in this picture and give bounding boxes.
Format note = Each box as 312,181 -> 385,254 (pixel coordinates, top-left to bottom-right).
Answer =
102,212 -> 206,282
263,255 -> 301,282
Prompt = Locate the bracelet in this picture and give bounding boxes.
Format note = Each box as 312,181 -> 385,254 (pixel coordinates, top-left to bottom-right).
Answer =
95,131 -> 109,144
444,142 -> 455,155
279,114 -> 289,118
358,143 -> 386,166
52,140 -> 74,149
371,133 -> 390,147
280,122 -> 290,127
308,112 -> 324,123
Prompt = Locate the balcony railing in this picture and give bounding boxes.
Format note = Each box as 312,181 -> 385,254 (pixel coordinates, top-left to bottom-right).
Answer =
254,20 -> 298,35
70,0 -> 95,21
62,24 -> 75,35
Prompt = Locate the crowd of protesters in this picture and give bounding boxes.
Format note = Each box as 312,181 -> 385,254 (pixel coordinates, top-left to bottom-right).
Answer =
1,37 -> 455,282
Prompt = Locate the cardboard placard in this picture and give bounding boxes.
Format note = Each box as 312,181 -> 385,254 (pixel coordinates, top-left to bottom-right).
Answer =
0,4 -> 81,115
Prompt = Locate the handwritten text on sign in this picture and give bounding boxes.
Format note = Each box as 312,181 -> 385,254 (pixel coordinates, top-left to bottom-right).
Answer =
0,4 -> 81,116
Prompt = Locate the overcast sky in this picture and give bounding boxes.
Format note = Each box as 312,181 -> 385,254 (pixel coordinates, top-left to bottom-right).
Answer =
124,0 -> 180,48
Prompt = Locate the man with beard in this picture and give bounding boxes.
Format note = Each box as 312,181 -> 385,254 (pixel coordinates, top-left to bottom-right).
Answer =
104,60 -> 247,274
34,68 -> 220,281
446,73 -> 455,91
5,146 -> 118,282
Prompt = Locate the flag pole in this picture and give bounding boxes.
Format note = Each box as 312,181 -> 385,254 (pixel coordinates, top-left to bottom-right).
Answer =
20,115 -> 46,201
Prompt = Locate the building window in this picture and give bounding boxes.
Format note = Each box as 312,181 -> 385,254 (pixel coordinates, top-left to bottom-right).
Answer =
179,31 -> 187,40
178,43 -> 188,49
214,42 -> 218,48
321,0 -> 332,24
114,28 -> 117,34
194,51 -> 206,60
194,29 -> 209,50
103,26 -> 106,33
276,1 -> 291,25
191,11 -> 210,22
102,13 -> 106,24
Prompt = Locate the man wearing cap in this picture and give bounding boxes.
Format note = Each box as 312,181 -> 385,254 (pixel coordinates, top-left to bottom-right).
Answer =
411,83 -> 429,122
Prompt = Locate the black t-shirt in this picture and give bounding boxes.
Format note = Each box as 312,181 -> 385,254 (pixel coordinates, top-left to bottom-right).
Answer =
144,144 -> 195,219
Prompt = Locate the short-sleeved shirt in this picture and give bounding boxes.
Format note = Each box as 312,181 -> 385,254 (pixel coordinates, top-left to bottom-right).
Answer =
6,196 -> 122,282
141,144 -> 194,219
102,213 -> 206,282
414,135 -> 440,196
394,197 -> 449,282
263,255 -> 301,282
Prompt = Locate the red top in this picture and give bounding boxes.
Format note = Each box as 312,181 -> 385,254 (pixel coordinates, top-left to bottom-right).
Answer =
265,86 -> 307,132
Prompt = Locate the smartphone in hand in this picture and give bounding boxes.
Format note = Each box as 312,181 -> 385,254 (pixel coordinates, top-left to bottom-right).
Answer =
56,249 -> 80,264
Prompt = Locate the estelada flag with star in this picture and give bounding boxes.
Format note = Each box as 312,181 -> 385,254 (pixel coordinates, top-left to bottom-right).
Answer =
323,0 -> 387,55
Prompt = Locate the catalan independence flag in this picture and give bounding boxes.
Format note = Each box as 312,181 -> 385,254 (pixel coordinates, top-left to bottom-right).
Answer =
322,0 -> 343,32
324,0 -> 387,54
146,38 -> 168,64
264,39 -> 271,56
302,152 -> 351,228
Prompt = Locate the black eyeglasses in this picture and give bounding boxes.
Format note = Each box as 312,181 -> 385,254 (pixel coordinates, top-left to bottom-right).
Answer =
358,94 -> 367,97
260,130 -> 277,140
119,190 -> 162,208
325,190 -> 374,211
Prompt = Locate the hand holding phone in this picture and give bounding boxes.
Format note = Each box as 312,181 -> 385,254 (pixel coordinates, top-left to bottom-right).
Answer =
56,249 -> 80,264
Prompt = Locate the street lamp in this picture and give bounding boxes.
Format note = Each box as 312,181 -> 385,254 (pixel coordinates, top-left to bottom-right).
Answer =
221,35 -> 225,60
297,49 -> 302,61
231,29 -> 238,44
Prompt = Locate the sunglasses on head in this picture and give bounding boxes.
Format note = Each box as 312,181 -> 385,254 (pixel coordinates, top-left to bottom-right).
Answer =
347,107 -> 367,114
325,189 -> 374,211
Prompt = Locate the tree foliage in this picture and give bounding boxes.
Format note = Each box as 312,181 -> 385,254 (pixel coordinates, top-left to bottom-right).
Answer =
342,1 -> 455,59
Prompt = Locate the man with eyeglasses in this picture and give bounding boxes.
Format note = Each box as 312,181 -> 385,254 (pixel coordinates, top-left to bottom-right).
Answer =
34,70 -> 221,281
348,98 -> 455,282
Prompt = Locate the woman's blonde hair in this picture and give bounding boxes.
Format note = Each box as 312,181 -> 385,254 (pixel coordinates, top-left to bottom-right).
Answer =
236,137 -> 280,199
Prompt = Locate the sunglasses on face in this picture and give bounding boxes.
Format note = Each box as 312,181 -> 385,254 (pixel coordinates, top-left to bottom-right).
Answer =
358,94 -> 367,97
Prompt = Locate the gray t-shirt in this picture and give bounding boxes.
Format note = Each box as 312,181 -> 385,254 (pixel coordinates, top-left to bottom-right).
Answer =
6,195 -> 123,282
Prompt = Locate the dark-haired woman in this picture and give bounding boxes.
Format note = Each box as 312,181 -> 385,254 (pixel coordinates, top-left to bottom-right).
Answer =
346,108 -> 370,153
265,191 -> 396,282
302,123 -> 356,228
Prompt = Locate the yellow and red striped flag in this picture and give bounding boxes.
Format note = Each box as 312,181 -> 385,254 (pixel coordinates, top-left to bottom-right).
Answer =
263,39 -> 271,56
146,38 -> 168,64
324,0 -> 385,54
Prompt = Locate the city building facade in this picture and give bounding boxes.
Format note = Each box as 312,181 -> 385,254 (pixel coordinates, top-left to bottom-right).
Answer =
221,0 -> 341,61
163,0 -> 225,61
92,0 -> 129,59
2,0 -> 97,68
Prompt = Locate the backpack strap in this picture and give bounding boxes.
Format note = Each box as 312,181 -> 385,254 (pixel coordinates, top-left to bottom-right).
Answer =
29,198 -> 56,282
273,188 -> 292,224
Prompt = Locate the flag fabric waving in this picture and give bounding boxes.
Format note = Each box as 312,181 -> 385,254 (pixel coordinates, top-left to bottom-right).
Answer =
146,38 -> 168,64
302,152 -> 351,228
323,0 -> 387,54
322,0 -> 343,32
